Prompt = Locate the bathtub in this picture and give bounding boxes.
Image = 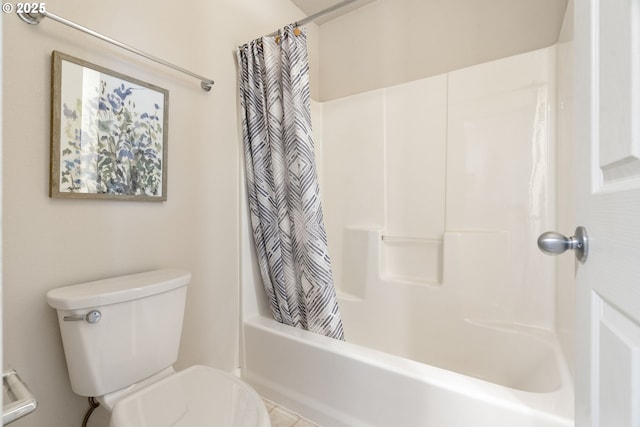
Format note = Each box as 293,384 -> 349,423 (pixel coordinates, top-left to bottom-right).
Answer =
241,227 -> 574,426
242,314 -> 573,427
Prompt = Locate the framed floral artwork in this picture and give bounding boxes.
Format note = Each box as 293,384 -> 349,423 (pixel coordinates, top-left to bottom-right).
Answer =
50,51 -> 169,201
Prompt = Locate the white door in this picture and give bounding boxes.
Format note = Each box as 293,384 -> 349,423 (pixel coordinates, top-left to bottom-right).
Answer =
574,0 -> 640,426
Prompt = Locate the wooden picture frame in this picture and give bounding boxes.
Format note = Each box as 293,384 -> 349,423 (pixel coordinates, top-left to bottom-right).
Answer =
50,51 -> 169,201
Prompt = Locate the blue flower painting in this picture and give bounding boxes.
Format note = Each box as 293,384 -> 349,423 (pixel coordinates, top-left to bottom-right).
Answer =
57,56 -> 167,199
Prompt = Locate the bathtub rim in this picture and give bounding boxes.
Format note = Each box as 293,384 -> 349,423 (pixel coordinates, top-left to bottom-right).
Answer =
242,314 -> 574,426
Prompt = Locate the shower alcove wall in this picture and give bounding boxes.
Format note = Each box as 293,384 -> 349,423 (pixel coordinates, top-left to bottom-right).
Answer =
315,46 -> 558,356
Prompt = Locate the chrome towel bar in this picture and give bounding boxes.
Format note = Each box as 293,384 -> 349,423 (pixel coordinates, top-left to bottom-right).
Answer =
17,10 -> 215,91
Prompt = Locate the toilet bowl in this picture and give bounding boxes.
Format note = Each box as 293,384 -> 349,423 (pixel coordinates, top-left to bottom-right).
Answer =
110,365 -> 269,427
46,269 -> 270,427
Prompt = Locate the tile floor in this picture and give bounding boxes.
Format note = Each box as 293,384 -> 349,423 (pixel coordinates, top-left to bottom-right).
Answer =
263,399 -> 320,427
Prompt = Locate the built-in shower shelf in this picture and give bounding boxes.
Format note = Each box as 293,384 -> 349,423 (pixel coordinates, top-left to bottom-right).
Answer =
3,369 -> 37,425
380,234 -> 443,284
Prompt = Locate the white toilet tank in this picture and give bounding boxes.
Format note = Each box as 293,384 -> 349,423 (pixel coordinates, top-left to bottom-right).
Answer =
46,269 -> 190,398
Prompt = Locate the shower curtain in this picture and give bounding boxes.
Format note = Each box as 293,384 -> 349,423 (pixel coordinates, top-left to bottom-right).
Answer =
237,25 -> 344,340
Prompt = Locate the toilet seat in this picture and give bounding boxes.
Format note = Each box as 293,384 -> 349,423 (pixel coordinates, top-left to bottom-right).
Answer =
109,365 -> 270,427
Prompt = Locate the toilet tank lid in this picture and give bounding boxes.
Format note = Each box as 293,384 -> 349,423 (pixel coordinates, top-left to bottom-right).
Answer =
46,269 -> 191,310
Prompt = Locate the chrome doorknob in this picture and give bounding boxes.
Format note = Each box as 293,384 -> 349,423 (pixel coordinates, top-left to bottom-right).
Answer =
537,226 -> 589,263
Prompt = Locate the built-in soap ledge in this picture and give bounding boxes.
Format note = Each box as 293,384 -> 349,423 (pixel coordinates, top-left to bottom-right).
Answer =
3,369 -> 37,425
380,234 -> 443,285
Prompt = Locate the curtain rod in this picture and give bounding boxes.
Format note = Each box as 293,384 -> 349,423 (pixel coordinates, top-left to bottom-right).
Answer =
17,10 -> 215,92
266,0 -> 359,37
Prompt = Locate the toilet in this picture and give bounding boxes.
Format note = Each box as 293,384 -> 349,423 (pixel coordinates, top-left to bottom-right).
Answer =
46,269 -> 270,427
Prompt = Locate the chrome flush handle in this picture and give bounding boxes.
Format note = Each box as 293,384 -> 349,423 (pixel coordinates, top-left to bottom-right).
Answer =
63,310 -> 102,324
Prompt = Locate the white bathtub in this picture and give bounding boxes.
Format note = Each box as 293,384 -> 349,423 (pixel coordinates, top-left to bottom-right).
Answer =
241,227 -> 574,426
242,315 -> 573,427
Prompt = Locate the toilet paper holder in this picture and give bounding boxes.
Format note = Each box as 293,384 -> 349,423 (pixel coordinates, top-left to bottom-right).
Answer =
3,369 -> 37,425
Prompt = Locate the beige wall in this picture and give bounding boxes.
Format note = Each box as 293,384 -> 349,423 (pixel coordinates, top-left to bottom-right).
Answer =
555,0 -> 576,378
317,0 -> 568,100
2,1 -> 311,426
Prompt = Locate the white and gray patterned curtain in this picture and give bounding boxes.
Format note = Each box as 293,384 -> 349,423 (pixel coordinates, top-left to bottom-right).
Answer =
237,25 -> 344,340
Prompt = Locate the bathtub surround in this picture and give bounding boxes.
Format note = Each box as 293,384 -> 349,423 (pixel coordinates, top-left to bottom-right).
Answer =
237,26 -> 344,340
321,46 -> 557,333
